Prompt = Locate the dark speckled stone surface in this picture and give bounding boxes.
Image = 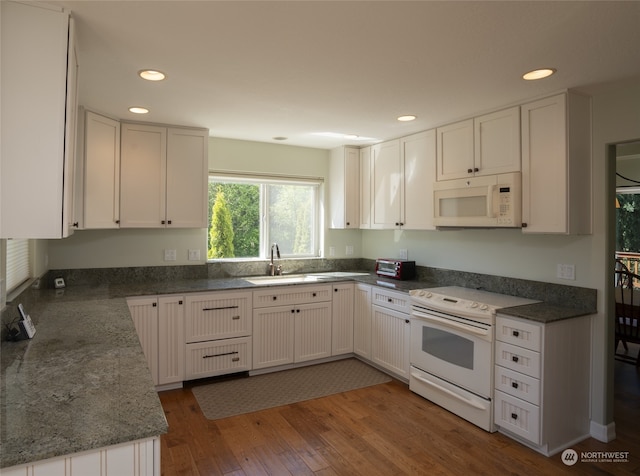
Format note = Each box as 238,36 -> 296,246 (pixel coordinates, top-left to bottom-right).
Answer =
0,261 -> 597,468
0,298 -> 168,469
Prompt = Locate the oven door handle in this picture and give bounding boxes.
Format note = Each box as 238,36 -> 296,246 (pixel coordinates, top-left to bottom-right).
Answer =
411,310 -> 489,337
411,370 -> 486,410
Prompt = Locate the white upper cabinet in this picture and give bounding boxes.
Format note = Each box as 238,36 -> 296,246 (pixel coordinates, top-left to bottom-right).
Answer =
120,123 -> 208,228
371,139 -> 402,229
1,2 -> 78,238
401,130 -> 437,230
520,92 -> 591,234
75,109 -> 121,229
437,107 -> 520,181
329,146 -> 360,229
359,146 -> 372,229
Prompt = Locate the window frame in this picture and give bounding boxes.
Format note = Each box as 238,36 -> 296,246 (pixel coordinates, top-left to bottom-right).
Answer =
208,173 -> 323,261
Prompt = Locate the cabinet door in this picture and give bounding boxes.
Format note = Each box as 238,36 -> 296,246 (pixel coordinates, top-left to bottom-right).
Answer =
474,106 -> 521,176
294,302 -> 332,363
120,123 -> 167,228
253,305 -> 295,369
166,127 -> 208,228
127,297 -> 159,385
332,283 -> 354,355
371,305 -> 410,380
158,296 -> 185,386
436,119 -> 474,181
329,146 -> 360,229
371,139 -> 401,228
359,146 -> 372,229
81,111 -> 121,229
521,95 -> 567,233
354,284 -> 372,359
1,2 -> 70,238
401,130 -> 436,230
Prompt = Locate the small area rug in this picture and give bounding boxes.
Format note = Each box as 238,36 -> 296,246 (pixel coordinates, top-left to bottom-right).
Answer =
192,358 -> 391,420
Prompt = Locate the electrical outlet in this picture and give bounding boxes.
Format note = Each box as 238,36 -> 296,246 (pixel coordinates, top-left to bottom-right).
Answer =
346,245 -> 354,256
164,249 -> 177,261
399,249 -> 408,260
557,264 -> 575,280
188,249 -> 201,261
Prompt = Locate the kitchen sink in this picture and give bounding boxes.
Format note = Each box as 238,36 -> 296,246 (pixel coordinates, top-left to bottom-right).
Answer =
244,271 -> 369,286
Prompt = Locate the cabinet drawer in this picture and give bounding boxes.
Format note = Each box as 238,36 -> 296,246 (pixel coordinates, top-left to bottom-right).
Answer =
495,341 -> 540,379
495,365 -> 540,405
185,291 -> 252,343
253,284 -> 332,308
494,390 -> 540,445
371,287 -> 410,314
495,315 -> 542,352
185,336 -> 252,380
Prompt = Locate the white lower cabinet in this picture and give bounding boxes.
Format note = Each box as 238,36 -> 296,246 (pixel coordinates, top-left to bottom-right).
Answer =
493,313 -> 591,456
252,284 -> 332,370
353,283 -> 372,359
332,283 -> 355,355
370,287 -> 411,381
127,297 -> 159,385
1,437 -> 160,476
184,291 -> 252,379
158,296 -> 185,386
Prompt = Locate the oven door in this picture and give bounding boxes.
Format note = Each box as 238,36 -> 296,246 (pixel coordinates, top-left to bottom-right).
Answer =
410,307 -> 493,398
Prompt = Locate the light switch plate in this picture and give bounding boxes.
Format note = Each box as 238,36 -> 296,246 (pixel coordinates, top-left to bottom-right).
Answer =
188,249 -> 201,261
164,249 -> 177,261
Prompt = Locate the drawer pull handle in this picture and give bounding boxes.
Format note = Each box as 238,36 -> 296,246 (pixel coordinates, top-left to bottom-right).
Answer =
232,357 -> 240,362
203,305 -> 239,311
512,382 -> 519,389
512,330 -> 520,337
203,351 -> 239,359
512,355 -> 519,363
511,413 -> 518,420
232,315 -> 240,320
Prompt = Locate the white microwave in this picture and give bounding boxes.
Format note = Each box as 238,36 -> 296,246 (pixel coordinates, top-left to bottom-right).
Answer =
433,172 -> 522,228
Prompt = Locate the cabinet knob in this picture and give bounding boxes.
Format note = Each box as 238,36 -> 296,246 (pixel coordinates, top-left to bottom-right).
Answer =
512,382 -> 519,389
474,167 -> 479,172
467,168 -> 473,174
178,300 -> 183,305
522,223 -> 528,228
296,309 -> 300,313
115,219 -> 120,224
511,413 -> 518,420
168,220 -> 172,225
312,293 -> 317,297
152,302 -> 157,307
346,222 -> 350,226
512,330 -> 519,337
161,220 -> 165,225
272,296 -> 277,300
512,355 -> 519,363
291,309 -> 295,313
72,222 -> 79,228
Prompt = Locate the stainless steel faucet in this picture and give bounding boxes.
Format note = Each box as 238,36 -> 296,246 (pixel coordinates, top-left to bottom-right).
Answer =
269,243 -> 282,276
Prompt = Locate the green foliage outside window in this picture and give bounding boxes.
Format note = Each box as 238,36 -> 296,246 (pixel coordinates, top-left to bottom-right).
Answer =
616,194 -> 640,253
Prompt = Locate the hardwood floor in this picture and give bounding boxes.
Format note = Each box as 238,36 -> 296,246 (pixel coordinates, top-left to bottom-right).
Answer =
159,359 -> 640,476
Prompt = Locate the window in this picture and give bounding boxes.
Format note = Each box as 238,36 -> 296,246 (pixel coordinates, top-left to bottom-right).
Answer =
6,239 -> 31,293
208,175 -> 321,260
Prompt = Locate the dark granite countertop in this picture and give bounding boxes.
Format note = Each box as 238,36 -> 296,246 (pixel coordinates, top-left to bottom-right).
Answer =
0,298 -> 168,469
0,270 -> 594,468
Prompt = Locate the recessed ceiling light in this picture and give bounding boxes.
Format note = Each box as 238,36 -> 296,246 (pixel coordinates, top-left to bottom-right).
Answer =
522,68 -> 556,81
138,69 -> 166,81
397,115 -> 417,122
128,106 -> 149,114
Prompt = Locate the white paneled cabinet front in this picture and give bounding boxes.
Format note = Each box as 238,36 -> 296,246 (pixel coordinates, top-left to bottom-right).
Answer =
359,146 -> 372,228
184,291 -> 252,379
331,283 -> 355,355
75,109 -> 121,229
252,284 -> 332,370
353,283 -> 372,359
0,437 -> 160,476
493,313 -> 591,456
401,130 -> 437,230
127,297 -> 159,385
371,139 -> 402,229
520,92 -> 591,234
1,1 -> 78,238
436,107 -> 520,181
370,287 -> 411,380
120,124 -> 208,228
157,296 -> 185,386
329,146 -> 360,229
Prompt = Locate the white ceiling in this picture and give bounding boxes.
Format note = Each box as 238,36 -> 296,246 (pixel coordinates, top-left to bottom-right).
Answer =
52,0 -> 640,150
